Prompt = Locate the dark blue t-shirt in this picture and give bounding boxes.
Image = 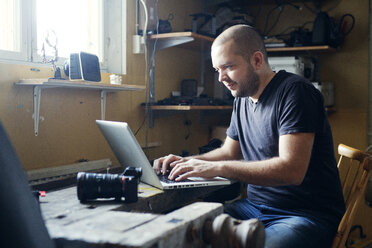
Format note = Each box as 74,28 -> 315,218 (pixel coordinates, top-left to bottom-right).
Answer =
227,70 -> 345,223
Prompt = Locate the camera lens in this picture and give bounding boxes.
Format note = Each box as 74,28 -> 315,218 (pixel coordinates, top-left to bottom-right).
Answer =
77,172 -> 125,201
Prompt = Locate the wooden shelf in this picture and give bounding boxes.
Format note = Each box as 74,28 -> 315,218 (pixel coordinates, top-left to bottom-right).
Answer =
150,32 -> 214,42
16,78 -> 145,91
267,45 -> 335,53
148,105 -> 232,111
149,32 -> 214,51
205,0 -> 317,7
15,78 -> 145,136
144,105 -> 232,127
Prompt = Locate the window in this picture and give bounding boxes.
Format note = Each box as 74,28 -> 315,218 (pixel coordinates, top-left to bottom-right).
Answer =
0,0 -> 126,74
35,0 -> 103,61
0,0 -> 27,61
0,0 -> 21,52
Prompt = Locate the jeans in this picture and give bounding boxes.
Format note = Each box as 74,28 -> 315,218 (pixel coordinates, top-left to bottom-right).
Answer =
224,198 -> 338,248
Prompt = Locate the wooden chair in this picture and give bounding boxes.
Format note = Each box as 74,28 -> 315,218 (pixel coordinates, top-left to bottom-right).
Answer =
332,144 -> 372,248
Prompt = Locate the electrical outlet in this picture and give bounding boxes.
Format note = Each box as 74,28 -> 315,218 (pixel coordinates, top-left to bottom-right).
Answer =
132,35 -> 144,54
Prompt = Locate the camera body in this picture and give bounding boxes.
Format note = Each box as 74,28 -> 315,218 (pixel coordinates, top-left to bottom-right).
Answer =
77,167 -> 142,203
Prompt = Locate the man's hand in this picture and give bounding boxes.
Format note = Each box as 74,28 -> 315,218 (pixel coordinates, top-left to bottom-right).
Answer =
153,154 -> 186,175
168,158 -> 221,181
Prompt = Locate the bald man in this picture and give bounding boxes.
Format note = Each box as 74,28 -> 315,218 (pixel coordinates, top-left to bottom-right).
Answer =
153,25 -> 345,248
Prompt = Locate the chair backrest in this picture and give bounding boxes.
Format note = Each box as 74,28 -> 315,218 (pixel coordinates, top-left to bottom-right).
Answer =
332,144 -> 372,248
0,122 -> 55,248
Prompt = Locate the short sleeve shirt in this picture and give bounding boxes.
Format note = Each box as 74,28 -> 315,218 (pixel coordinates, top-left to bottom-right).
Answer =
227,70 -> 345,223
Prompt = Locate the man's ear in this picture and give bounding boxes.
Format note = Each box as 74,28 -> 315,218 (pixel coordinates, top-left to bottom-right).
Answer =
251,51 -> 264,70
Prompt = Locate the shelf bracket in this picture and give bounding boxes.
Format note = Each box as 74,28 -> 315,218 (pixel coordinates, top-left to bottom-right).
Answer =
33,86 -> 42,136
16,79 -> 144,136
101,91 -> 107,120
31,88 -> 109,135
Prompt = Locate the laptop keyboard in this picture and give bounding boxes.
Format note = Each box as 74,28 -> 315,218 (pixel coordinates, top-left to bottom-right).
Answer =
157,174 -> 192,183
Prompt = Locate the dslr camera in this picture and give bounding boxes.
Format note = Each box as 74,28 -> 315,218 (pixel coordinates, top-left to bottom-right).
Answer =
77,167 -> 142,203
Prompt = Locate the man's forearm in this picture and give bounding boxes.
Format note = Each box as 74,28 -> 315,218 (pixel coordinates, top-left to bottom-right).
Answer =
217,158 -> 303,186
187,145 -> 242,162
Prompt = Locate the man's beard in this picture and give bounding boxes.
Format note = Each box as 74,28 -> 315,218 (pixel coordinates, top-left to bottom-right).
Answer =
230,66 -> 260,98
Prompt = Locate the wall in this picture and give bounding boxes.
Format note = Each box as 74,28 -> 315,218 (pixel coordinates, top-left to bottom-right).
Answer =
251,0 -> 371,242
0,0 -> 222,171
323,0 -> 369,152
250,0 -> 369,151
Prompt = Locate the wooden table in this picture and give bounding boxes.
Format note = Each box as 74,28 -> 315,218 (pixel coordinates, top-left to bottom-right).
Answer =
40,183 -> 227,247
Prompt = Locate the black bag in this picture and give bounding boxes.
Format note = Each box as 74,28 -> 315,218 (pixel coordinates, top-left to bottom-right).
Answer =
312,12 -> 355,48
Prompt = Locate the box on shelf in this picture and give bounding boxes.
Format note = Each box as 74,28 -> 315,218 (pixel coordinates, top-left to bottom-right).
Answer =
268,56 -> 315,82
268,56 -> 304,76
109,74 -> 122,85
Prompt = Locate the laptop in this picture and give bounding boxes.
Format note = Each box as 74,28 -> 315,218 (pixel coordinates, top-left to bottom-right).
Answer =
96,120 -> 231,190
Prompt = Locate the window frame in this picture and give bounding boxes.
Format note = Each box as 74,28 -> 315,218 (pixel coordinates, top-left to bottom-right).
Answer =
0,0 -> 30,63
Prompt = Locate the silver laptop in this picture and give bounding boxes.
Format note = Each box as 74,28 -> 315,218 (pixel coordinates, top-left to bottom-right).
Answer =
96,120 -> 231,190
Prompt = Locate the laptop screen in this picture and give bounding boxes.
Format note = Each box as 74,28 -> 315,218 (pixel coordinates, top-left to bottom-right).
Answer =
96,120 -> 163,189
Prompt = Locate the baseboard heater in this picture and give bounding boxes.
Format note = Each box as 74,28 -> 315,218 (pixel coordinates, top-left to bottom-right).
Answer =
27,159 -> 122,190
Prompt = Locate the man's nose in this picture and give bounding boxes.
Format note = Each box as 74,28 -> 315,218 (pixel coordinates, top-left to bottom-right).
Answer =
218,70 -> 227,83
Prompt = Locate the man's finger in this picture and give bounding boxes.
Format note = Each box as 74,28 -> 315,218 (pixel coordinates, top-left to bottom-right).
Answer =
162,155 -> 181,175
153,157 -> 165,174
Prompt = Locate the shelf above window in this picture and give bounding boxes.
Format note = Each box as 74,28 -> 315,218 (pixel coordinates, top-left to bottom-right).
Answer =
15,78 -> 145,136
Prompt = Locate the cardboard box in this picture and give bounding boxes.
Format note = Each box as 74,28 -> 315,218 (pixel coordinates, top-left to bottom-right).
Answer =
268,56 -> 305,76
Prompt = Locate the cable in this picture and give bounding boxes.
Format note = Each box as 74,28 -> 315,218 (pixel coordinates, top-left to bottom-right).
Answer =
140,0 -> 149,44
134,0 -> 160,157
264,5 -> 284,36
134,0 -> 149,150
134,42 -> 149,135
303,2 -> 316,14
340,14 -> 355,36
263,2 -> 304,37
144,0 -> 159,156
252,0 -> 263,26
268,21 -> 313,40
136,0 -> 140,35
263,5 -> 281,36
144,38 -> 149,154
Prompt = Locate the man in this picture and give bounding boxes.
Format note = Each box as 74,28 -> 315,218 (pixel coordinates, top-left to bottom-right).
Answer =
153,24 -> 345,248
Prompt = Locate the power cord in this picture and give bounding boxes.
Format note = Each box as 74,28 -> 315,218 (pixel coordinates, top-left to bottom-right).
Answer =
134,0 -> 160,157
263,1 -> 303,37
